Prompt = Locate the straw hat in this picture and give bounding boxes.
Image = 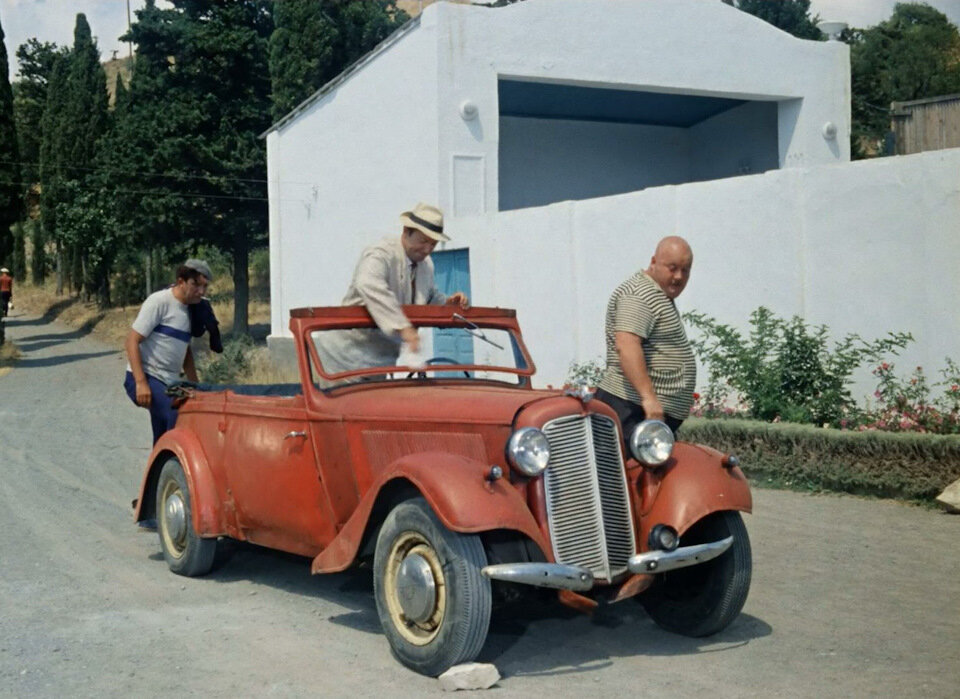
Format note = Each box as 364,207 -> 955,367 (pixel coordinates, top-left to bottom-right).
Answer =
400,202 -> 450,242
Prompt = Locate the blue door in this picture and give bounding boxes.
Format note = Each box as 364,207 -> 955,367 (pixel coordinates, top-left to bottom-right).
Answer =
431,248 -> 473,367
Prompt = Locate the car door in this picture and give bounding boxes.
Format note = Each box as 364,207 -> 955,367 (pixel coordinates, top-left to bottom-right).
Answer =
222,397 -> 337,556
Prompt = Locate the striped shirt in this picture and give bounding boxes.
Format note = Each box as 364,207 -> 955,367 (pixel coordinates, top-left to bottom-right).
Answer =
598,271 -> 696,420
126,288 -> 192,385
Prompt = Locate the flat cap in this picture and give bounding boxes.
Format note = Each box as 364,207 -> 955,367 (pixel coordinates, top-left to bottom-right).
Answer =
183,258 -> 213,281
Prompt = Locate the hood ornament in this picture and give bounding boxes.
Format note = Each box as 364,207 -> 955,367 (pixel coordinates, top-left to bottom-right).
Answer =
563,385 -> 594,402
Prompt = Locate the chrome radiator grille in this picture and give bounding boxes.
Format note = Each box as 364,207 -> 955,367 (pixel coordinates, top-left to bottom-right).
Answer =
541,414 -> 636,581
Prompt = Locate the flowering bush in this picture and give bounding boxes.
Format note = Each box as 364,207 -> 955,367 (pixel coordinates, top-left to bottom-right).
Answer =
684,307 -> 913,427
856,359 -> 960,434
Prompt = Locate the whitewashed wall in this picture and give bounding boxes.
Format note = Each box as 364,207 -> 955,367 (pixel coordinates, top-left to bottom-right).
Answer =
434,0 -> 850,213
447,148 -> 960,400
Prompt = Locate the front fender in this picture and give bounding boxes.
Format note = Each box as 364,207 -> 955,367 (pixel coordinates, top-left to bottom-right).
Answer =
133,427 -> 224,538
312,452 -> 546,574
637,442 -> 752,547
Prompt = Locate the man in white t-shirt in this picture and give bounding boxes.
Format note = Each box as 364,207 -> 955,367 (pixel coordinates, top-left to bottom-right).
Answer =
123,260 -> 211,444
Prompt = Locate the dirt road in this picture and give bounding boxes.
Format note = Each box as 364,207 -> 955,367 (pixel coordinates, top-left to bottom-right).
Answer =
1,310 -> 958,697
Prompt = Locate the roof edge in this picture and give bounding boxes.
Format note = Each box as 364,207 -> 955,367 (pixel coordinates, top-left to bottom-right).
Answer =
260,13 -> 423,139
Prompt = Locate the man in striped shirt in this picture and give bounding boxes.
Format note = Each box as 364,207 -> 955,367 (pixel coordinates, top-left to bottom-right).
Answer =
595,236 -> 696,441
124,260 -> 210,445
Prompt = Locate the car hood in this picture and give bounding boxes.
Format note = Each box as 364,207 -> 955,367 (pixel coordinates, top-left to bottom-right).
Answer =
323,382 -> 581,426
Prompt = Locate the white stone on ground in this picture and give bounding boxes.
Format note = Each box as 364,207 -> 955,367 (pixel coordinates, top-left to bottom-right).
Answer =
935,477 -> 960,513
438,663 -> 500,691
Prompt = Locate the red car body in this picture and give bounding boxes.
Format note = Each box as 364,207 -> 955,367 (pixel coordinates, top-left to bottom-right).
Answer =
135,306 -> 752,675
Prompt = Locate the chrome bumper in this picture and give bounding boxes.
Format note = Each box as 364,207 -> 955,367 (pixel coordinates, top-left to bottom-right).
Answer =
481,562 -> 594,591
481,536 -> 733,591
628,536 -> 733,574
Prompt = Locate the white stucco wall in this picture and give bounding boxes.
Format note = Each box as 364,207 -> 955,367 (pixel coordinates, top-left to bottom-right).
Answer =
434,0 -> 849,214
447,148 -> 960,401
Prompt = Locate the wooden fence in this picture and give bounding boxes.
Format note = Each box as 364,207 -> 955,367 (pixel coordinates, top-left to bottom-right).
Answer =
890,94 -> 960,156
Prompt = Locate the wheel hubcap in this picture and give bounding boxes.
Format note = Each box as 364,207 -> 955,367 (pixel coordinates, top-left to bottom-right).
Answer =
396,552 -> 437,624
159,480 -> 187,558
384,534 -> 446,646
165,492 -> 186,543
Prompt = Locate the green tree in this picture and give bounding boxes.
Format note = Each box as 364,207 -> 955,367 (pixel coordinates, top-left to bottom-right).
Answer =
723,0 -> 822,40
38,55 -> 69,289
13,39 -> 62,187
59,14 -> 110,303
11,221 -> 27,281
848,3 -> 960,157
174,0 -> 274,334
0,13 -> 21,266
269,0 -> 408,121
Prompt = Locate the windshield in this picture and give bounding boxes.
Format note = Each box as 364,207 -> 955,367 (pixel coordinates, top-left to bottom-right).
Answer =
307,316 -> 534,389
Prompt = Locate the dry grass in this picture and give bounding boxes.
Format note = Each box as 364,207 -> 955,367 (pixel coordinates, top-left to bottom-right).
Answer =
0,340 -> 20,377
12,277 -> 271,352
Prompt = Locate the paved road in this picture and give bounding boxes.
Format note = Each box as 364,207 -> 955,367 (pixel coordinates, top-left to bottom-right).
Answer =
1,310 -> 958,697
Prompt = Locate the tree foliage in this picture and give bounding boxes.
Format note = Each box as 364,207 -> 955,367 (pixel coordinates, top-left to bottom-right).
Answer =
848,3 -> 960,156
269,0 -> 408,121
0,14 -> 21,265
723,0 -> 822,40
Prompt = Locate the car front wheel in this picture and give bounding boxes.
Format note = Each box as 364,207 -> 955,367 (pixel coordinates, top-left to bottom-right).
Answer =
373,497 -> 492,676
156,457 -> 216,577
640,510 -> 751,637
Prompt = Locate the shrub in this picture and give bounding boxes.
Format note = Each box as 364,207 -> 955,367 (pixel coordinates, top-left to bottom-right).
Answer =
680,417 -> 960,502
684,307 -> 913,427
858,359 -> 960,434
197,335 -> 254,384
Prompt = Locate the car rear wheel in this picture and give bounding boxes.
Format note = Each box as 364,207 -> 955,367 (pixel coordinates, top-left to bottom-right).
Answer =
156,457 -> 216,577
373,497 -> 491,676
640,511 -> 751,637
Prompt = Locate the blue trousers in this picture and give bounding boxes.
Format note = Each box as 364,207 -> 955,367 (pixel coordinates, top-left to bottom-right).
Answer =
124,371 -> 177,444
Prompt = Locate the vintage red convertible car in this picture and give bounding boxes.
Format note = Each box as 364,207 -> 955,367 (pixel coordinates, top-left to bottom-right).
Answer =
135,306 -> 752,676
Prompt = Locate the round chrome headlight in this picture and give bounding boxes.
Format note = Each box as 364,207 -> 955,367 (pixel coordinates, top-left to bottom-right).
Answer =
506,427 -> 551,476
629,420 -> 674,466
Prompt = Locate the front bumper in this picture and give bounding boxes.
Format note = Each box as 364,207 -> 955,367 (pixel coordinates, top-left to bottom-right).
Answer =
628,536 -> 733,574
480,536 -> 733,591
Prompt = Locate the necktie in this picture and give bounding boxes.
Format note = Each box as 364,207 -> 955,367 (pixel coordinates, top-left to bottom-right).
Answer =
410,262 -> 417,303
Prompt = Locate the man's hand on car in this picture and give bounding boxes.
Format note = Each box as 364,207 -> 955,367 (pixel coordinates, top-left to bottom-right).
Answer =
445,292 -> 469,309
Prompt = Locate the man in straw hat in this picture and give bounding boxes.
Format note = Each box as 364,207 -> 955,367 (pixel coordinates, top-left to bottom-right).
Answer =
317,203 -> 469,377
0,267 -> 12,317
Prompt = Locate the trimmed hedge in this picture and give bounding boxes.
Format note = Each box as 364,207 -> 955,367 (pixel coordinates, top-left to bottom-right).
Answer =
679,417 -> 960,502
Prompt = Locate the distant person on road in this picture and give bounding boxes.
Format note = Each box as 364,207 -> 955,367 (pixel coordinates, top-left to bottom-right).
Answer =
124,260 -> 211,445
0,267 -> 12,317
595,236 -> 696,441
317,202 -> 469,376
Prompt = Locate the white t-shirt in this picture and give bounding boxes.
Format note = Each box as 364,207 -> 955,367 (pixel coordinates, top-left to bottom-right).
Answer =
126,288 -> 191,385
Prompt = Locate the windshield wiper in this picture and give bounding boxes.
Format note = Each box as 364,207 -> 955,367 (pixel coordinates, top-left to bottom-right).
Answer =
452,313 -> 504,350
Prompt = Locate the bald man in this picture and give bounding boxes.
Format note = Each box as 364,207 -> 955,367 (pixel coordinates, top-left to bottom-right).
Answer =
595,236 -> 696,441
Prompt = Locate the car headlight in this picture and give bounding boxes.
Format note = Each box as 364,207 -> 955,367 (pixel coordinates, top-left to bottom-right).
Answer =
629,420 -> 674,466
506,427 -> 551,476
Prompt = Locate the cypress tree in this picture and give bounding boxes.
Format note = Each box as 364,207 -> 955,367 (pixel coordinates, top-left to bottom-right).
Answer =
12,221 -> 26,281
56,14 -> 111,304
39,54 -> 68,293
13,39 -> 61,188
0,12 -> 21,266
269,0 -> 408,121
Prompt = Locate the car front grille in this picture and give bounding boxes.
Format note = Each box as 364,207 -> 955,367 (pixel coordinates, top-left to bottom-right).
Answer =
541,413 -> 636,581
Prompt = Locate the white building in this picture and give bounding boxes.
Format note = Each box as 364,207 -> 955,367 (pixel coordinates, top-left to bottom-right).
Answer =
264,0 -> 960,398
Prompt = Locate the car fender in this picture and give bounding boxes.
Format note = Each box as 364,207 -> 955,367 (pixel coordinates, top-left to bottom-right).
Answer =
638,442 -> 752,547
133,427 -> 224,537
312,452 -> 547,574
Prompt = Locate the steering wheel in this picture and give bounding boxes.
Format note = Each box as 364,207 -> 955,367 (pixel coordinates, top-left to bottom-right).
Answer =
406,356 -> 470,379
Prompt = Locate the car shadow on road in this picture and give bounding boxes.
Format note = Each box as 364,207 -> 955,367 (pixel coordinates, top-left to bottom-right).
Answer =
482,595 -> 772,676
164,538 -> 772,674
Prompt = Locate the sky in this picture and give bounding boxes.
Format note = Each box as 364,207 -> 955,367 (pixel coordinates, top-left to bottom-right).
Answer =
2,0 -> 960,80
